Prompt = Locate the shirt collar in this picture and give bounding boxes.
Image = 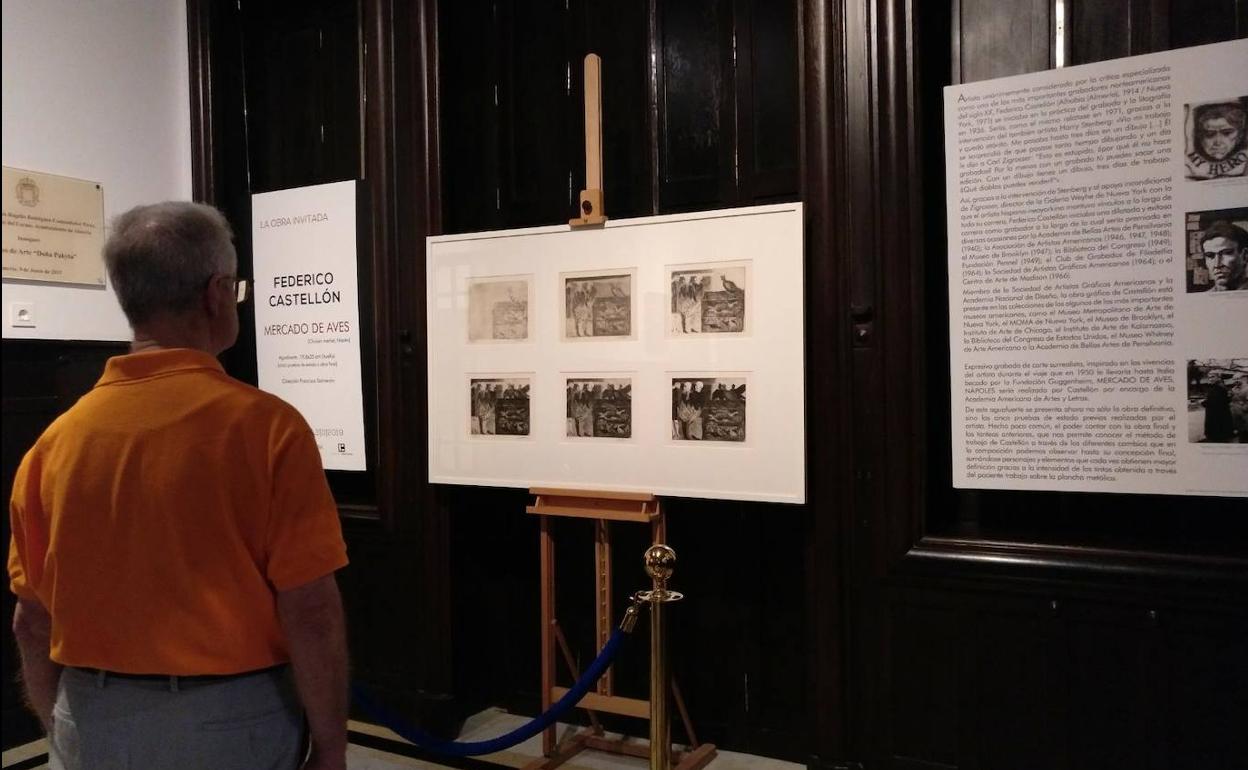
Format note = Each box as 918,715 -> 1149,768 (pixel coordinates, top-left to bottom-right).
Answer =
96,348 -> 225,387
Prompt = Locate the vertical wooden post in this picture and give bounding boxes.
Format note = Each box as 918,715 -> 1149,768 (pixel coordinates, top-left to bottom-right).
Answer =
540,513 -> 557,756
584,53 -> 603,193
595,519 -> 613,695
569,53 -> 607,226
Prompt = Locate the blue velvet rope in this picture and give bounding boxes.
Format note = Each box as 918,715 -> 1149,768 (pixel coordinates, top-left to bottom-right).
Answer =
351,626 -> 628,756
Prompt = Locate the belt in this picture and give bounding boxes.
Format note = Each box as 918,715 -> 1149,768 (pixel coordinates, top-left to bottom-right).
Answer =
71,664 -> 285,689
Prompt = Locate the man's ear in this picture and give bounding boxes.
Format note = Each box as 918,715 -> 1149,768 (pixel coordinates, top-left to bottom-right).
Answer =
202,275 -> 225,318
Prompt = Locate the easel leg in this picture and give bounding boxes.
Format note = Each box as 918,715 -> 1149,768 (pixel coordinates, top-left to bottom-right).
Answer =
540,515 -> 556,756
595,519 -> 613,695
553,624 -> 603,735
672,677 -> 699,748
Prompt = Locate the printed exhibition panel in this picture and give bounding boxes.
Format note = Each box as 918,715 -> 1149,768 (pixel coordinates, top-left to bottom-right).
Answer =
252,181 -> 367,471
426,203 -> 805,504
945,39 -> 1247,497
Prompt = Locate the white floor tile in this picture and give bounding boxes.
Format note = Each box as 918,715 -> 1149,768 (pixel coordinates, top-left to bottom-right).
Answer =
356,708 -> 803,770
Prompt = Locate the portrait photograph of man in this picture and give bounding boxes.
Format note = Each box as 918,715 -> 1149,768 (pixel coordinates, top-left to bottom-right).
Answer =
1185,208 -> 1248,292
1184,97 -> 1248,180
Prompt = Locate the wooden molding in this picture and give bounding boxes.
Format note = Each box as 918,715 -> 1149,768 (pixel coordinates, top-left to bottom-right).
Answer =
186,0 -> 215,203
900,535 -> 1248,602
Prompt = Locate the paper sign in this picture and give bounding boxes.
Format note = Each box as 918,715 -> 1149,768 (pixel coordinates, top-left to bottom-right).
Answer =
252,181 -> 367,471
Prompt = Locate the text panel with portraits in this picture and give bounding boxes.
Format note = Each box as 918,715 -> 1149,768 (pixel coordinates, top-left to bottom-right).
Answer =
944,39 -> 1247,498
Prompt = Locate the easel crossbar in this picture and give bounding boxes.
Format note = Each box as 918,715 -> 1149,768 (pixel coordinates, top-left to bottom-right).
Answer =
527,503 -> 654,522
528,489 -> 657,522
529,487 -> 655,502
551,688 -> 648,719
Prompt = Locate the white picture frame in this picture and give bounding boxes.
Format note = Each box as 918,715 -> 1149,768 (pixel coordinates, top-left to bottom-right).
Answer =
426,202 -> 805,504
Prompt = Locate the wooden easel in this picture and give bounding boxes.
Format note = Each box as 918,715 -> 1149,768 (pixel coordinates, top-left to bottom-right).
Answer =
522,487 -> 716,770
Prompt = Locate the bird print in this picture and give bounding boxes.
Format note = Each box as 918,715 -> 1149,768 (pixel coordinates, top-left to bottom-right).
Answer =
720,275 -> 741,293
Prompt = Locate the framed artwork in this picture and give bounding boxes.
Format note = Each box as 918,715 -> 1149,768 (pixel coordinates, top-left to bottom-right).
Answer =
427,202 -> 805,504
468,275 -> 533,342
468,375 -> 533,438
670,374 -> 748,443
561,269 -> 636,340
668,261 -> 751,336
565,375 -> 634,440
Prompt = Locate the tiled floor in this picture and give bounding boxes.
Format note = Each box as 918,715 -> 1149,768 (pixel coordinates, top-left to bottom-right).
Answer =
2,710 -> 801,770
350,709 -> 802,770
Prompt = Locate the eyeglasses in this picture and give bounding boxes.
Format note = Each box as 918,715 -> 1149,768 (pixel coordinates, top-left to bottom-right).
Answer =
204,274 -> 251,304
213,274 -> 250,304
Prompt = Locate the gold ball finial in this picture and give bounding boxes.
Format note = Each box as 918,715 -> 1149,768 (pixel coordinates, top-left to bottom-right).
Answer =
644,544 -> 676,582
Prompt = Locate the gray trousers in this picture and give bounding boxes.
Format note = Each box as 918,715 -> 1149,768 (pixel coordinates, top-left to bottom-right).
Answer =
51,666 -> 305,770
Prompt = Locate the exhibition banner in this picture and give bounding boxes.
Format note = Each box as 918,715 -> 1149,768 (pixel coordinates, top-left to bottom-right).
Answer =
945,39 -> 1247,498
252,181 -> 367,471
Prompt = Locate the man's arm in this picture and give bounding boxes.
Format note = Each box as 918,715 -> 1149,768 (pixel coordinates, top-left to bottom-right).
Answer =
276,573 -> 348,770
11,597 -> 61,732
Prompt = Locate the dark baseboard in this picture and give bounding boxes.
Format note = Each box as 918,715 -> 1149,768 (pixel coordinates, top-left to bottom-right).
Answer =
0,707 -> 42,754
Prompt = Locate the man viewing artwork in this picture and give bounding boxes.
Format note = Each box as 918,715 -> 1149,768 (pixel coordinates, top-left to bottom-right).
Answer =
8,202 -> 350,770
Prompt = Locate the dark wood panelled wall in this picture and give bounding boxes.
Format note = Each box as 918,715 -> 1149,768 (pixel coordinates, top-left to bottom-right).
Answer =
2,343 -> 128,746
2,0 -> 1245,766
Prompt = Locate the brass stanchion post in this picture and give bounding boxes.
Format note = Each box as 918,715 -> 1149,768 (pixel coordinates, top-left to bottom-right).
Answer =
635,544 -> 683,770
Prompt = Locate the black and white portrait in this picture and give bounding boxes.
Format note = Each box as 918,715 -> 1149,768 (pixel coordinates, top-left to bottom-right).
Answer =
669,262 -> 749,335
1186,359 -> 1248,443
1184,208 -> 1248,293
562,270 -> 634,339
1184,98 -> 1248,181
565,376 -> 632,439
469,377 -> 531,436
468,276 -> 532,341
671,376 -> 747,442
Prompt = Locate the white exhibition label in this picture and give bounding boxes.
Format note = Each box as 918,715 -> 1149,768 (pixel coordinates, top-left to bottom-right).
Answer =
252,181 -> 367,471
945,39 -> 1247,498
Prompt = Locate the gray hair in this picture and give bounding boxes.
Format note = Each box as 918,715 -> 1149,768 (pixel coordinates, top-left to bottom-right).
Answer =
103,201 -> 237,326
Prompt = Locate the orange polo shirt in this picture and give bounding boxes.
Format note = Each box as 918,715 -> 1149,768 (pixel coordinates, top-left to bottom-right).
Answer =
7,348 -> 348,675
